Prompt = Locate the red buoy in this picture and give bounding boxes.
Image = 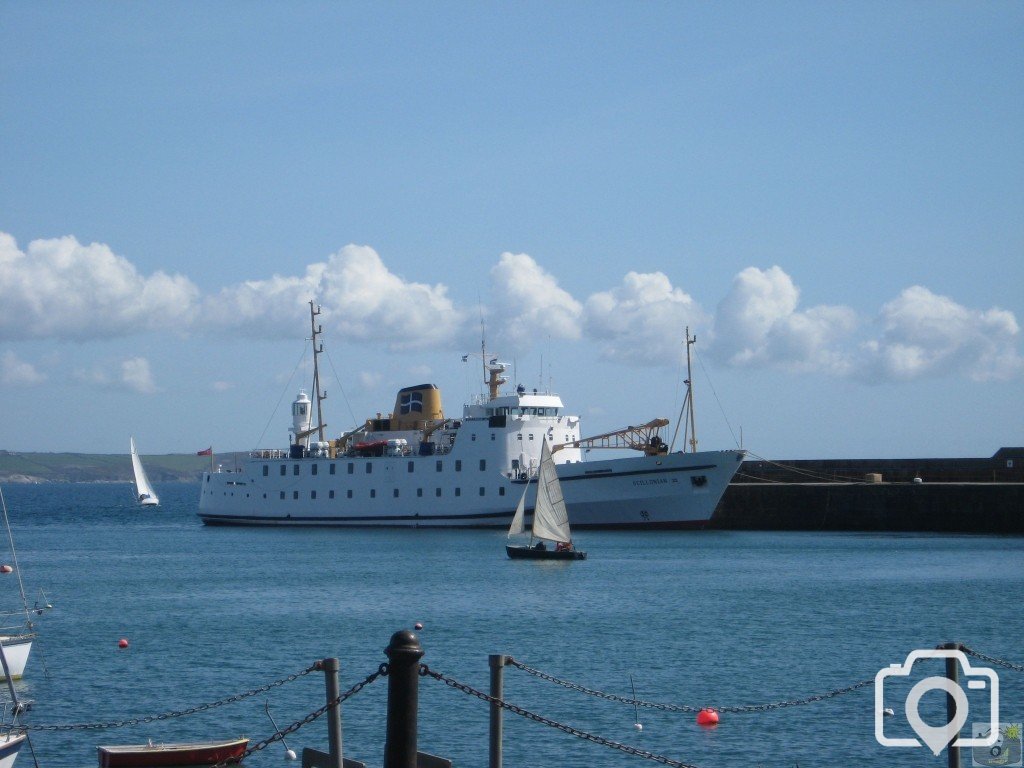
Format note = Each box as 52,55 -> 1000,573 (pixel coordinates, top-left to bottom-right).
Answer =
0,565 -> 12,574
117,638 -> 129,649
696,708 -> 719,726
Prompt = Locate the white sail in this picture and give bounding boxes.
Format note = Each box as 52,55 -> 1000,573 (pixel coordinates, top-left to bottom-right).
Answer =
507,485 -> 527,537
529,440 -> 572,544
130,437 -> 159,507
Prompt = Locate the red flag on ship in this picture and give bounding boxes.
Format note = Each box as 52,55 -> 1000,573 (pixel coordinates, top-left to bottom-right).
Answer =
197,447 -> 212,456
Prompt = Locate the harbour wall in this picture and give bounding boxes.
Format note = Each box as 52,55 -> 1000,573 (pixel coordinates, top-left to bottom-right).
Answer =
714,480 -> 1024,535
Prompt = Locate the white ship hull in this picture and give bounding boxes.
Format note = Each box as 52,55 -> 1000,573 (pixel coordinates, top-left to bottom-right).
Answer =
198,448 -> 743,529
0,634 -> 32,681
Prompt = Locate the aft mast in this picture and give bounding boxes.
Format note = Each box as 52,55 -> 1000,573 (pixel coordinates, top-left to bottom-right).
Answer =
670,327 -> 699,453
309,301 -> 327,443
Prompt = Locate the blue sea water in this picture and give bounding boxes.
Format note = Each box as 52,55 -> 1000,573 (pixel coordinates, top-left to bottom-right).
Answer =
1,482 -> 1022,768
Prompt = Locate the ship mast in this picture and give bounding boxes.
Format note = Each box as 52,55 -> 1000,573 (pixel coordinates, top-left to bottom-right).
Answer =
685,327 -> 698,453
309,300 -> 327,442
669,327 -> 699,453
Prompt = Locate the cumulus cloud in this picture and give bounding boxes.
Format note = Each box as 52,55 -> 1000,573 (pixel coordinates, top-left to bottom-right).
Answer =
202,245 -> 465,349
583,271 -> 707,365
73,356 -> 158,393
0,351 -> 46,386
0,232 -> 199,341
710,266 -> 857,374
489,253 -> 582,351
858,286 -> 1023,382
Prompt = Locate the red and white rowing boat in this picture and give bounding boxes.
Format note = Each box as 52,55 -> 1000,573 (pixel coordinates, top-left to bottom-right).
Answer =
97,737 -> 249,767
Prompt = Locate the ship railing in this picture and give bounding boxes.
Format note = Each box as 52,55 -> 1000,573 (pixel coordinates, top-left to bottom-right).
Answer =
250,449 -> 288,459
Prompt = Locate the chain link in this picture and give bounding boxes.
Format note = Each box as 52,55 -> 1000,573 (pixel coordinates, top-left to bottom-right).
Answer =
506,658 -> 873,713
962,645 -> 1024,673
421,664 -> 702,768
211,667 -> 385,768
22,664 -> 320,732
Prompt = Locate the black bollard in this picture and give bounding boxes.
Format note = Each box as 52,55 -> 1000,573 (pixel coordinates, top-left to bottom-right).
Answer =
384,629 -> 424,768
941,641 -> 962,768
488,655 -> 508,768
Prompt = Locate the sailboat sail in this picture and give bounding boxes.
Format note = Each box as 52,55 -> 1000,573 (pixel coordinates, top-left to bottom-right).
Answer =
508,489 -> 526,537
528,440 -> 572,544
130,437 -> 159,506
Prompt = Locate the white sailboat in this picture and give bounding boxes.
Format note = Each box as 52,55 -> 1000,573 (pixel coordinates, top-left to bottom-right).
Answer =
506,439 -> 586,560
0,487 -> 41,683
130,437 -> 159,507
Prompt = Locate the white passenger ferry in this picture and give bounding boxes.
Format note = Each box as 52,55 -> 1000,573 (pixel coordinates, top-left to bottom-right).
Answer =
198,303 -> 744,529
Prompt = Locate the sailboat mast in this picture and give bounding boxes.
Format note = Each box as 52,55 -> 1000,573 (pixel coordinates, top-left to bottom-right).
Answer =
0,487 -> 31,628
309,301 -> 327,443
685,327 -> 698,453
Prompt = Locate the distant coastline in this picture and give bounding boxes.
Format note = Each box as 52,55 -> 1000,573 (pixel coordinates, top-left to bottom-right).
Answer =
0,449 -> 230,484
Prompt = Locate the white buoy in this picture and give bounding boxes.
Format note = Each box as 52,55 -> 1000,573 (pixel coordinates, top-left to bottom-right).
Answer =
284,749 -> 297,761
634,723 -> 643,731
883,708 -> 895,717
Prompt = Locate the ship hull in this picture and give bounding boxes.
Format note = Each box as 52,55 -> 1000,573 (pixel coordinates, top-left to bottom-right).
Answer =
198,449 -> 744,529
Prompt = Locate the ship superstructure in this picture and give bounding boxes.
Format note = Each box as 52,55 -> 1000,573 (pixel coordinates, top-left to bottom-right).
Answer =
198,303 -> 744,528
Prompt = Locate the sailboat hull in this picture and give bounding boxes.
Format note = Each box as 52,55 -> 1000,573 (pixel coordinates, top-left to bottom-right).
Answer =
0,732 -> 26,768
506,545 -> 586,561
0,634 -> 33,681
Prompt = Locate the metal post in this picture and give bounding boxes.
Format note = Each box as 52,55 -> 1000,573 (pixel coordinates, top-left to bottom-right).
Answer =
319,658 -> 343,768
384,629 -> 424,768
943,641 -> 962,768
488,655 -> 507,768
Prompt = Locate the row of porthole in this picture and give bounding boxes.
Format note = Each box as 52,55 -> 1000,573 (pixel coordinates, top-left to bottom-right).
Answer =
259,486 -> 511,501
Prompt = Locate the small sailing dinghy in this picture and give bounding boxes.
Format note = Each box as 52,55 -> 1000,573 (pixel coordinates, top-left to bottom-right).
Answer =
506,439 -> 586,560
97,737 -> 249,768
130,437 -> 159,507
0,486 -> 46,682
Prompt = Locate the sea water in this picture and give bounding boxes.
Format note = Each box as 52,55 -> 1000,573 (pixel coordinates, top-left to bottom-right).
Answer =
2,482 -> 1022,768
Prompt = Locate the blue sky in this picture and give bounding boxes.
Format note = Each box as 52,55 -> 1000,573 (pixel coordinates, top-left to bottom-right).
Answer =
1,2 -> 1021,459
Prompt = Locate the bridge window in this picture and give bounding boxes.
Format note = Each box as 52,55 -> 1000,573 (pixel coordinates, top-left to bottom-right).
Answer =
312,464 -> 318,476
280,491 -> 285,500
330,463 -> 336,475
417,488 -> 423,497
370,489 -> 376,498
311,490 -> 317,500
455,488 -> 461,497
348,463 -> 354,474
455,460 -> 462,471
479,487 -> 485,496
347,490 -> 353,499
263,465 -> 269,476
293,491 -> 299,500
479,459 -> 486,471
280,465 -> 286,476
293,464 -> 299,476
366,463 -> 372,474
436,488 -> 442,497
499,487 -> 505,496
329,490 -> 335,499
436,460 -> 443,472
408,461 -> 414,473
394,489 -> 400,498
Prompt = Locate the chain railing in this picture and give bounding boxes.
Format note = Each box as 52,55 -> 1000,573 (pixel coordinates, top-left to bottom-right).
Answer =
962,645 -> 1024,673
506,658 -> 873,713
22,664 -> 320,731
421,664 -> 702,768
211,665 -> 386,768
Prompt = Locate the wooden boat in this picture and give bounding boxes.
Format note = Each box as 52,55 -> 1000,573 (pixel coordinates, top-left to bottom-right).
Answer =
97,737 -> 249,768
0,731 -> 26,768
506,439 -> 586,560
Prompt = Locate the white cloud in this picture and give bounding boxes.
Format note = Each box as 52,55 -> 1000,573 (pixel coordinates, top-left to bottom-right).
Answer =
583,271 -> 707,365
0,232 -> 199,341
211,381 -> 234,392
489,253 -> 582,351
73,356 -> 158,393
710,266 -> 856,374
121,357 -> 157,393
202,244 -> 465,349
858,286 -> 1023,382
0,351 -> 46,386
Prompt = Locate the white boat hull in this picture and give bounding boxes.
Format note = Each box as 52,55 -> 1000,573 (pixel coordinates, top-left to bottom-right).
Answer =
0,634 -> 32,681
198,449 -> 743,529
0,732 -> 25,768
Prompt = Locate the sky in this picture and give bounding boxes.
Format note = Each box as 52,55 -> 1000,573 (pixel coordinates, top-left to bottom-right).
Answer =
1,2 -> 1021,459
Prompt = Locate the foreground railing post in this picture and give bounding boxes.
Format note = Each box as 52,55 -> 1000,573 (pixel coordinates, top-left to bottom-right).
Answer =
488,655 -> 508,768
942,642 -> 962,768
384,629 -> 424,768
318,658 -> 344,768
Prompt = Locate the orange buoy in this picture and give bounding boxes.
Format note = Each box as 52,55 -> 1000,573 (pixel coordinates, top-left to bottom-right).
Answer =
117,638 -> 129,649
696,708 -> 719,726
